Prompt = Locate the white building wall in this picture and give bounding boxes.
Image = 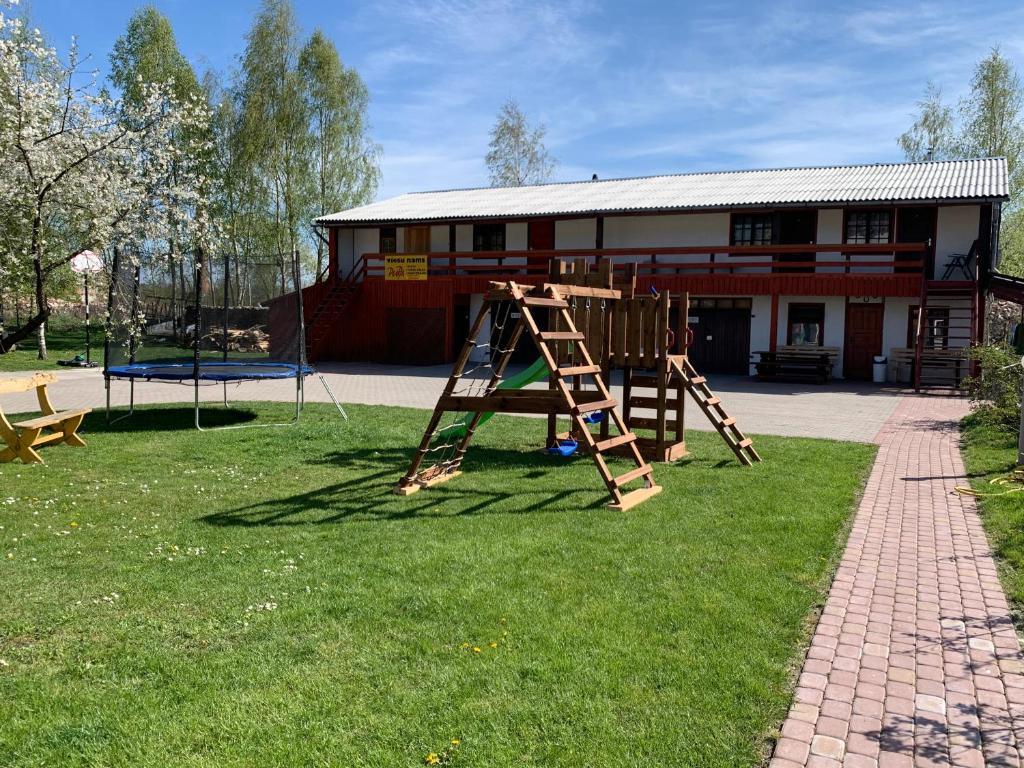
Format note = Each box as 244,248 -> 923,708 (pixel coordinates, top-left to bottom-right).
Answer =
748,295 -> 773,375
430,225 -> 450,252
555,218 -> 597,249
455,225 -> 474,270
455,225 -> 473,251
816,209 -> 843,273
337,227 -> 356,279
505,222 -> 528,268
605,213 -> 736,272
354,228 -> 379,259
882,297 -> 914,356
935,205 -> 980,280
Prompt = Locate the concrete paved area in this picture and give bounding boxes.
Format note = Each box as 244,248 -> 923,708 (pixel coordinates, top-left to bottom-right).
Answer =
770,396 -> 1024,768
2,363 -> 904,443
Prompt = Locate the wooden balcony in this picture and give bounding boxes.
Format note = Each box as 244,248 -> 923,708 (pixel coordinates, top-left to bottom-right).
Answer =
343,243 -> 933,297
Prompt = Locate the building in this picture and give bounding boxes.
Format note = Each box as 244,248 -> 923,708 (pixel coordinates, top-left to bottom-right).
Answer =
306,158 -> 1008,384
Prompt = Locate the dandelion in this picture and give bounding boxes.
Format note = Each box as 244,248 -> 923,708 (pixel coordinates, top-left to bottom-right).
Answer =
69,521 -> 78,528
424,753 -> 440,765
472,647 -> 481,654
451,738 -> 460,746
489,642 -> 498,649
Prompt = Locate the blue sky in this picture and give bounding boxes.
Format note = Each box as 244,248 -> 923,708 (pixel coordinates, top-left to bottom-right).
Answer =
27,0 -> 1024,201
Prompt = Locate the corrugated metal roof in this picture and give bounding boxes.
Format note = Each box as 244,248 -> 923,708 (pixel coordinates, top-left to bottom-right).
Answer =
317,158 -> 1009,225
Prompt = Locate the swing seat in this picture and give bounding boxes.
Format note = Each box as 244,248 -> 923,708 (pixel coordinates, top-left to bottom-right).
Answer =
547,438 -> 578,457
583,412 -> 605,424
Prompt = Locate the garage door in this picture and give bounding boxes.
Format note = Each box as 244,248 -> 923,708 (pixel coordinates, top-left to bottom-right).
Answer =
686,298 -> 752,375
386,308 -> 446,365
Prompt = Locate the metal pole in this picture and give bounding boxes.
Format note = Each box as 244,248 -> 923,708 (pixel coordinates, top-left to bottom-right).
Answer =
292,248 -> 307,414
84,272 -> 91,365
223,252 -> 229,363
194,248 -> 203,427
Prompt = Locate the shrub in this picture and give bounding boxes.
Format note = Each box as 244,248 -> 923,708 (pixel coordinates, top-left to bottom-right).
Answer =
963,344 -> 1023,431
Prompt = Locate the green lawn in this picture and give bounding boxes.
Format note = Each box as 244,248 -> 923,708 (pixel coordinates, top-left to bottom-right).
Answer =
960,414 -> 1024,621
0,403 -> 875,767
0,318 -> 106,372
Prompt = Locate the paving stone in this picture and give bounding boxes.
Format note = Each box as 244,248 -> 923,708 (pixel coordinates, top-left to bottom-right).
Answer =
770,396 -> 1024,767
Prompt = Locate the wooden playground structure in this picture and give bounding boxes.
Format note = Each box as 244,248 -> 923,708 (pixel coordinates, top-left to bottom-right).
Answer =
395,260 -> 760,510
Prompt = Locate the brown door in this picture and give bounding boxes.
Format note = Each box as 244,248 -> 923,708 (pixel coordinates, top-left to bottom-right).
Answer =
895,207 -> 936,275
404,226 -> 431,253
528,220 -> 555,277
386,308 -> 445,365
687,306 -> 751,375
776,210 -> 817,273
843,303 -> 884,380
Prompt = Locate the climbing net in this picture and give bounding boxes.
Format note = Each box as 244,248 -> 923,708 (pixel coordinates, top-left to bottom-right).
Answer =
413,300 -> 522,483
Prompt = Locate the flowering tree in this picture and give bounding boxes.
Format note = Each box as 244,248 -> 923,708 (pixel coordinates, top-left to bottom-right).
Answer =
0,2 -> 214,357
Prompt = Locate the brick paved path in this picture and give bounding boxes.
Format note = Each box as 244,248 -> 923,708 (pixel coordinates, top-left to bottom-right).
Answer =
771,396 -> 1024,767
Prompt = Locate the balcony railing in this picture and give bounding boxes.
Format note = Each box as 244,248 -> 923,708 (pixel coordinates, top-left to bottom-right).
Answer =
343,243 -> 928,283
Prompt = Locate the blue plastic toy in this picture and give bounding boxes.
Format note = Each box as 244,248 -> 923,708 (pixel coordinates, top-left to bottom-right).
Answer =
547,438 -> 578,457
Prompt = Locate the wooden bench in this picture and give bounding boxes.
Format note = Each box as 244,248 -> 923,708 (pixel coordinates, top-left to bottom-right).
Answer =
753,346 -> 838,384
889,347 -> 969,387
0,374 -> 90,464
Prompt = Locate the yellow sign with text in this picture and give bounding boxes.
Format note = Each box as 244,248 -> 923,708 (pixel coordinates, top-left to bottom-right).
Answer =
384,254 -> 428,281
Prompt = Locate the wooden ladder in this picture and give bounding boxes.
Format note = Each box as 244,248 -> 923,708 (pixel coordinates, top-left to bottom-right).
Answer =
512,282 -> 661,510
669,356 -> 762,466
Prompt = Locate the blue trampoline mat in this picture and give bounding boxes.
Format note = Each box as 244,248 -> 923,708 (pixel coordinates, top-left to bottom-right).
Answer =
106,361 -> 314,382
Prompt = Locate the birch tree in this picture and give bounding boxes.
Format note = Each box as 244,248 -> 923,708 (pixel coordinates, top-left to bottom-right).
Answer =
298,29 -> 379,280
898,82 -> 955,161
237,0 -> 313,293
485,98 -> 556,187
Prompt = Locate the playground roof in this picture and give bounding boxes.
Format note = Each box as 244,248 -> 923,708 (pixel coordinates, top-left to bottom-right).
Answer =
317,158 -> 1009,225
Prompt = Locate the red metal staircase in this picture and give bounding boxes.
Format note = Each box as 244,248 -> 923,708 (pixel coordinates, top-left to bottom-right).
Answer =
913,279 -> 977,391
305,280 -> 357,363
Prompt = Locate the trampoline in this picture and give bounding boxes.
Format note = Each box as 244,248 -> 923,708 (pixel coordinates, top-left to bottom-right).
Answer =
102,246 -> 347,431
107,361 -> 314,382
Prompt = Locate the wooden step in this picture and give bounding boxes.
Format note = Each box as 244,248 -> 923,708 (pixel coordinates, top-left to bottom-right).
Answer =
557,364 -> 602,377
594,433 -> 637,452
539,331 -> 585,341
611,464 -> 654,488
687,376 -> 706,385
701,397 -> 721,406
735,438 -> 753,449
608,484 -> 663,511
522,296 -> 569,309
720,417 -> 736,427
576,398 -> 617,414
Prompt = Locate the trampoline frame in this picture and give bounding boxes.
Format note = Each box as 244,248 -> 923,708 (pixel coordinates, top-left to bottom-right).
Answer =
103,247 -> 347,431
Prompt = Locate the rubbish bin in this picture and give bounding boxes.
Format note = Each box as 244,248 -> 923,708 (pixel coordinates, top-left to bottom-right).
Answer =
872,355 -> 887,384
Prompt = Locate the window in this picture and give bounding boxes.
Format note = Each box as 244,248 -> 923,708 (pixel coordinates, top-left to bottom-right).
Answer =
845,210 -> 892,244
907,306 -> 949,349
473,223 -> 505,251
731,214 -> 773,246
788,303 -> 825,346
379,227 -> 397,254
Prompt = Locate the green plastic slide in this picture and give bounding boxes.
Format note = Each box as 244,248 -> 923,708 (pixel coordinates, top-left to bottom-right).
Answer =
447,357 -> 549,437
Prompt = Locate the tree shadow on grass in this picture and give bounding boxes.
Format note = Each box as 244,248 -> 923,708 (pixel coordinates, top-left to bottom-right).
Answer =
199,446 -> 605,527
